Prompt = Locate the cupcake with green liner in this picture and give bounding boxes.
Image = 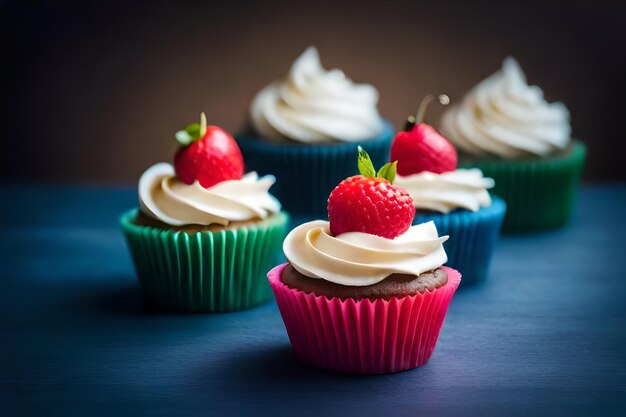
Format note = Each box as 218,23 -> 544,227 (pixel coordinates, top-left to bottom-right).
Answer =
440,57 -> 585,232
391,95 -> 506,285
268,148 -> 460,374
236,46 -> 393,218
121,113 -> 288,312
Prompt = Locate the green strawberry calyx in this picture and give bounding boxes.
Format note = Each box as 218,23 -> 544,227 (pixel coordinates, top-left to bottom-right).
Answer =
175,112 -> 208,146
357,146 -> 397,183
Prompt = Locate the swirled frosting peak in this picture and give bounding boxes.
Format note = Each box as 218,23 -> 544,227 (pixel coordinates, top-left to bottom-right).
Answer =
283,220 -> 448,286
441,57 -> 571,159
395,168 -> 494,213
250,46 -> 385,143
139,163 -> 281,226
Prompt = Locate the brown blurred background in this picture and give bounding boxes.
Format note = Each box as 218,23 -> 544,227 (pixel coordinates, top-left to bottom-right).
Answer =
2,0 -> 625,183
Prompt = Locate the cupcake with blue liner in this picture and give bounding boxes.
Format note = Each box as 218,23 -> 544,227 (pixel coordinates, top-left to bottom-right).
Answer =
440,57 -> 585,232
121,114 -> 288,312
392,95 -> 506,286
236,46 -> 393,218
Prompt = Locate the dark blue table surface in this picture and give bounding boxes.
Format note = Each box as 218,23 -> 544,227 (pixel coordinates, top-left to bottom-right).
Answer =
2,184 -> 626,417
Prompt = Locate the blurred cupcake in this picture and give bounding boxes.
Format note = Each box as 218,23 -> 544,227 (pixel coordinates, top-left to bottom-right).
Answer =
268,148 -> 460,374
440,58 -> 585,232
395,169 -> 505,286
121,114 -> 288,312
391,95 -> 506,285
237,46 -> 393,218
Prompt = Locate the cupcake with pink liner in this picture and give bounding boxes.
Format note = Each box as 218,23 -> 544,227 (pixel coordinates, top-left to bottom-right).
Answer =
268,147 -> 461,374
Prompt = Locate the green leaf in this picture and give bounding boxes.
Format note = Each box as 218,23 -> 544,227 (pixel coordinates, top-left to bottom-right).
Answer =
377,161 -> 397,183
175,130 -> 193,146
357,146 -> 376,178
175,123 -> 201,146
185,123 -> 201,138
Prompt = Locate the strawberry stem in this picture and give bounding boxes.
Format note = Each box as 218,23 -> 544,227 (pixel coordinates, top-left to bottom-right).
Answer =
416,94 -> 449,124
175,112 -> 208,146
200,112 -> 207,137
405,94 -> 450,130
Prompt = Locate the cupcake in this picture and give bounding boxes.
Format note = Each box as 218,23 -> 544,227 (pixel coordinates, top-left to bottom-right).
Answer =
268,148 -> 461,374
121,114 -> 288,312
236,46 -> 393,218
440,58 -> 585,232
391,95 -> 506,285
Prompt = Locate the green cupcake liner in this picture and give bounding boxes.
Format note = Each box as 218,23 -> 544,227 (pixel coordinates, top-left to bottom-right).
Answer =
120,209 -> 289,312
460,141 -> 586,233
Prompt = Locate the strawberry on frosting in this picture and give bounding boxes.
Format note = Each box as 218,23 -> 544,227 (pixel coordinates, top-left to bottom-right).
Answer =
327,147 -> 415,239
391,95 -> 495,214
174,113 -> 244,188
283,146 -> 448,287
138,113 -> 280,227
390,94 -> 457,176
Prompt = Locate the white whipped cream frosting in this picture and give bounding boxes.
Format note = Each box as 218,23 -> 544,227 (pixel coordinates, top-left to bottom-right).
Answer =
250,46 -> 385,143
395,168 -> 494,213
139,163 -> 281,226
283,220 -> 448,287
441,57 -> 571,159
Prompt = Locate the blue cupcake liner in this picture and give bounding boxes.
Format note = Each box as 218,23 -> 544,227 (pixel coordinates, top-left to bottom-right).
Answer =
412,196 -> 506,286
236,121 -> 394,218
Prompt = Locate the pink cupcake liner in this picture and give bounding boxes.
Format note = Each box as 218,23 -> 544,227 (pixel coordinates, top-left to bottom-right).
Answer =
268,263 -> 461,374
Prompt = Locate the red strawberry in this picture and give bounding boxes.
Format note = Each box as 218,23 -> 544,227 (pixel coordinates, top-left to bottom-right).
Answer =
173,113 -> 244,188
391,94 -> 457,175
327,147 -> 415,239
